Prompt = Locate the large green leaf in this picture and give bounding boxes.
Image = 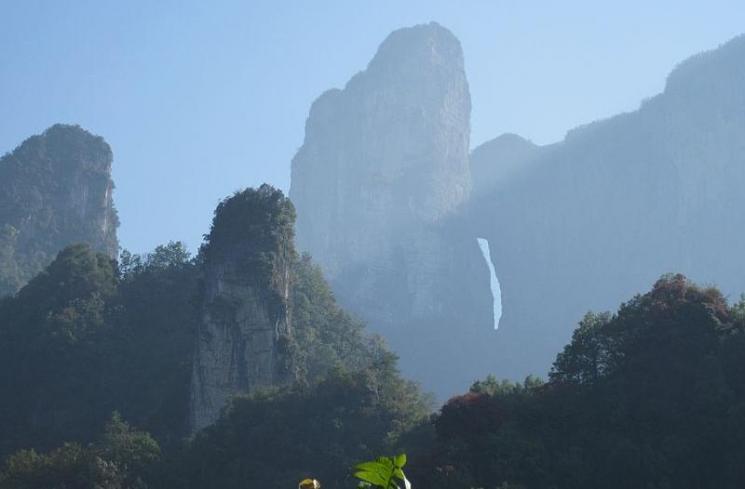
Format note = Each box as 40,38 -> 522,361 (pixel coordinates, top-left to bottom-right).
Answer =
354,470 -> 389,487
353,454 -> 410,489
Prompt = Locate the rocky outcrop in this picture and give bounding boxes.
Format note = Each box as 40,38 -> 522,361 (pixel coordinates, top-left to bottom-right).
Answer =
467,33 -> 745,380
291,22 -> 471,277
0,124 -> 119,297
290,22 -> 493,397
470,133 -> 542,196
190,185 -> 295,431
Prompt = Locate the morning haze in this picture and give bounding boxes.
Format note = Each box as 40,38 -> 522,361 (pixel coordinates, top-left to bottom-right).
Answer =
2,1 -> 744,253
2,2 -> 745,488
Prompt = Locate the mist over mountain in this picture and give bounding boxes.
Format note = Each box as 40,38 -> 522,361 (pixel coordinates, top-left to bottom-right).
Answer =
0,124 -> 119,297
291,22 -> 471,276
3,14 -> 745,489
292,25 -> 745,395
290,22 -> 493,397
467,33 -> 745,380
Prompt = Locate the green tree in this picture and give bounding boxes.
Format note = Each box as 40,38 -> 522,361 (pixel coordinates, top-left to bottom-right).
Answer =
423,274 -> 745,489
109,242 -> 200,444
0,244 -> 118,457
176,356 -> 430,489
290,254 -> 375,382
550,312 -> 611,384
0,413 -> 160,489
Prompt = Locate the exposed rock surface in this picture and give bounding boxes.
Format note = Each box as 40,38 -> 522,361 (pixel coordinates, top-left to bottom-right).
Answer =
291,22 -> 471,278
0,124 -> 119,297
190,185 -> 295,431
468,33 -> 745,379
291,23 -> 493,397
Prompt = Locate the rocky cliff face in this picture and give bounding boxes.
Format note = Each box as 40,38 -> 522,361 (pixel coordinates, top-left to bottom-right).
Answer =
0,124 -> 119,297
190,185 -> 295,431
291,26 -> 745,396
291,22 -> 471,277
467,33 -> 745,380
290,23 -> 493,397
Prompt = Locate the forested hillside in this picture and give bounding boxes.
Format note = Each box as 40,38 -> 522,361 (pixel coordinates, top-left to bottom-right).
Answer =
4,255 -> 744,489
412,275 -> 745,489
0,186 -> 430,481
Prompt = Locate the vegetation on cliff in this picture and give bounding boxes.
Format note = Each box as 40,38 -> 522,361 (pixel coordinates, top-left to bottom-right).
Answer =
173,358 -> 428,489
202,184 -> 296,288
0,125 -> 119,297
0,185 -> 430,489
190,185 -> 299,429
191,185 -> 400,430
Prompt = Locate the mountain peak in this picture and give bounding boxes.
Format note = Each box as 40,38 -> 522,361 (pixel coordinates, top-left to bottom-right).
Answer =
0,124 -> 118,297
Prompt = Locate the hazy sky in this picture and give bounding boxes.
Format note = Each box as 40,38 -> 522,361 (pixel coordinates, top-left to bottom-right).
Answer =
2,1 -> 744,253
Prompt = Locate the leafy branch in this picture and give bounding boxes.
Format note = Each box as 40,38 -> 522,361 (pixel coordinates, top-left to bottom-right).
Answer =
353,454 -> 410,489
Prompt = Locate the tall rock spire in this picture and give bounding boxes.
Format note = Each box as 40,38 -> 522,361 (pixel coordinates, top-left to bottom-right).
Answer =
190,185 -> 296,431
0,124 -> 119,297
291,22 -> 471,280
290,23 -> 493,397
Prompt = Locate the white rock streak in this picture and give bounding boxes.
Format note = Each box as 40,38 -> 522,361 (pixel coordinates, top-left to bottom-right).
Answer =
477,237 -> 502,330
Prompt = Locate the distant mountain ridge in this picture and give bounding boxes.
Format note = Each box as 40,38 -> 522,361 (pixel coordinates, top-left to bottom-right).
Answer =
467,31 -> 745,380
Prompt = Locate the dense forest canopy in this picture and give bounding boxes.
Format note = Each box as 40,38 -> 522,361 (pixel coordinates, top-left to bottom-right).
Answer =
0,242 -> 198,457
4,256 -> 745,489
0,185 -> 435,489
416,275 -> 745,489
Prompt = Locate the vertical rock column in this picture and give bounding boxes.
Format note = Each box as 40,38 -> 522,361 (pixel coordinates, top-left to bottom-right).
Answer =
289,23 -> 494,397
190,185 -> 296,431
290,22 -> 472,285
288,21 -> 474,331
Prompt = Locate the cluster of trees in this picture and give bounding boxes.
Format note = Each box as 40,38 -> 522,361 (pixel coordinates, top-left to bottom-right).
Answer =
0,414 -> 160,489
0,203 -> 429,488
3,187 -> 745,488
415,274 -> 745,489
0,242 -> 199,457
171,357 -> 429,489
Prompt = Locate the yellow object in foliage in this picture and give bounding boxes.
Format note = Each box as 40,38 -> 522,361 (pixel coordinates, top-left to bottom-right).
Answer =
299,479 -> 321,489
